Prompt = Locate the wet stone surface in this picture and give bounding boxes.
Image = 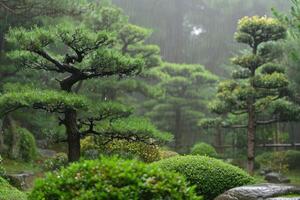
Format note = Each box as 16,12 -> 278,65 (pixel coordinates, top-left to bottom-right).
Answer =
215,184 -> 300,200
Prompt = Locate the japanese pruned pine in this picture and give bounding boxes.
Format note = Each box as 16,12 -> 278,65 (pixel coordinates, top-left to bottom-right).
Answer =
145,63 -> 218,151
4,16 -> 171,161
200,16 -> 300,173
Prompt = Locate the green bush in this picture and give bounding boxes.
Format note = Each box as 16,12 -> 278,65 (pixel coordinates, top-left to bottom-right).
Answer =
42,153 -> 68,171
257,150 -> 300,172
159,149 -> 179,159
285,150 -> 300,170
0,177 -> 27,200
30,156 -> 201,200
155,155 -> 254,200
18,128 -> 37,162
0,155 -> 6,177
81,137 -> 161,163
190,142 -> 219,158
257,151 -> 289,173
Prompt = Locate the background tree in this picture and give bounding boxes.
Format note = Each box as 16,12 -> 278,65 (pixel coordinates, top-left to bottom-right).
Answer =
200,16 -> 300,173
145,63 -> 218,152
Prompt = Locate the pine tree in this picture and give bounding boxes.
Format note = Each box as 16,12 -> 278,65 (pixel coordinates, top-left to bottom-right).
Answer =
200,16 -> 300,173
145,63 -> 218,152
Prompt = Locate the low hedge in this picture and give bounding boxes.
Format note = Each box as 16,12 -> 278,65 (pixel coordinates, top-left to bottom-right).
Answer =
190,142 -> 219,158
29,156 -> 201,200
0,177 -> 27,200
155,155 -> 254,200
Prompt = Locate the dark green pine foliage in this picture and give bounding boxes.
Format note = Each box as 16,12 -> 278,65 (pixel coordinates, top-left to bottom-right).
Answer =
145,63 -> 218,152
86,6 -> 162,102
200,16 -> 300,174
3,5 -> 171,162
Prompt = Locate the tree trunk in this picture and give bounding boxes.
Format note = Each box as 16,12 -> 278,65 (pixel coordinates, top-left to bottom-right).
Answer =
3,115 -> 20,159
215,127 -> 224,154
0,119 -> 5,153
61,76 -> 82,162
0,30 -> 4,54
247,104 -> 256,174
65,108 -> 81,162
174,107 -> 182,152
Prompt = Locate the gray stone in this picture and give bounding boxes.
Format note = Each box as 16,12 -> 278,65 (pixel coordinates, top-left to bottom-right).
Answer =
215,184 -> 300,200
265,172 -> 291,184
267,198 -> 300,200
7,172 -> 34,190
37,148 -> 56,158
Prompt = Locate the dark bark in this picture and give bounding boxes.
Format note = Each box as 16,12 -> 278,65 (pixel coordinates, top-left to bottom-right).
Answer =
65,108 -> 81,162
0,31 -> 4,54
215,127 -> 224,154
60,76 -> 82,162
174,107 -> 182,151
247,104 -> 255,174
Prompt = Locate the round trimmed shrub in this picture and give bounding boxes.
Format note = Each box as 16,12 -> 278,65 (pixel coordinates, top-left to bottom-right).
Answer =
190,142 -> 218,158
29,156 -> 201,200
155,155 -> 254,200
0,177 -> 27,200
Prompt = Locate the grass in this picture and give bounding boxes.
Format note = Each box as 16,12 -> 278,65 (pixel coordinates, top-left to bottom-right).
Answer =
2,159 -> 41,174
254,170 -> 300,185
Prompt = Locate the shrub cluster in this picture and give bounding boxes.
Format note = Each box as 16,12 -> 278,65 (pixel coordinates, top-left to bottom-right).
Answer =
42,153 -> 68,171
81,137 -> 161,162
155,155 -> 254,200
190,142 -> 219,158
256,150 -> 300,172
0,155 -> 6,177
18,128 -> 37,162
0,177 -> 27,200
29,156 -> 201,200
159,149 -> 179,159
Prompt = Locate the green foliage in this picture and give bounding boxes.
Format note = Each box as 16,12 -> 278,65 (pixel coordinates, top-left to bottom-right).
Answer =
0,156 -> 6,177
159,150 -> 179,160
81,137 -> 161,163
42,153 -> 68,171
30,156 -> 200,200
145,63 -> 218,150
155,155 -> 255,200
0,87 -> 88,117
285,150 -> 300,170
257,150 -> 300,172
0,177 -> 27,200
190,142 -> 219,158
17,128 -> 37,162
235,16 -> 286,46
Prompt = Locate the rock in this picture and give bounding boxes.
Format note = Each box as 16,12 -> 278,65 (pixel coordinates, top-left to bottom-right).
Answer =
38,148 -> 56,158
36,139 -> 48,148
7,172 -> 34,190
260,169 -> 273,176
215,184 -> 300,200
267,198 -> 300,200
265,172 -> 291,184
